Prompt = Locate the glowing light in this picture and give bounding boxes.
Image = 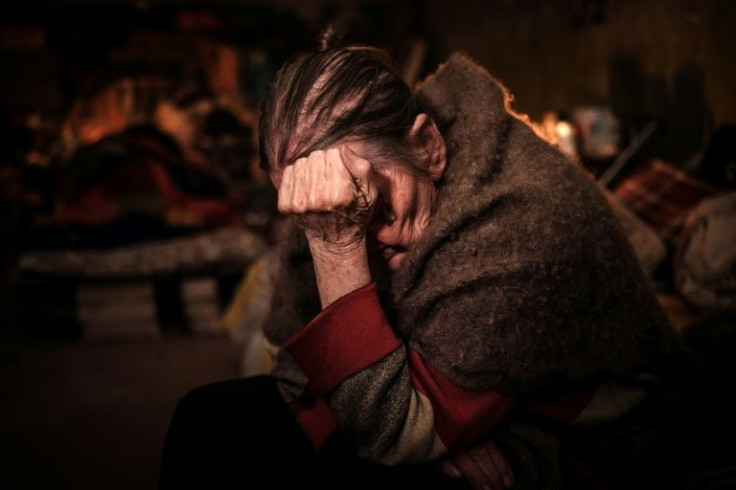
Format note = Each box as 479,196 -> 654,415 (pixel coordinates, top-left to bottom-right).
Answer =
556,121 -> 573,137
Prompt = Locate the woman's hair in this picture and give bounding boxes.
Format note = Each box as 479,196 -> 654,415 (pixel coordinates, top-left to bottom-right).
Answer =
258,33 -> 424,174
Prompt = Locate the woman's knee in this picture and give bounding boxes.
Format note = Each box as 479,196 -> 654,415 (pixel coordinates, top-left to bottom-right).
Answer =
171,376 -> 277,426
172,382 -> 224,422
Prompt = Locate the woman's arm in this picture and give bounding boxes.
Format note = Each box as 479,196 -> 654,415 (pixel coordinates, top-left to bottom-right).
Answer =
275,147 -> 516,464
283,281 -> 515,463
276,146 -> 374,308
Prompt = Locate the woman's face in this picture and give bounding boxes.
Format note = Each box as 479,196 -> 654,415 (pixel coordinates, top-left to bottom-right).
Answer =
270,114 -> 446,272
346,141 -> 437,271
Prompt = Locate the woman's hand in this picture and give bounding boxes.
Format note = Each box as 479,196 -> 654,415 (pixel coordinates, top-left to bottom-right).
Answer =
438,439 -> 515,490
277,146 -> 377,254
277,145 -> 378,308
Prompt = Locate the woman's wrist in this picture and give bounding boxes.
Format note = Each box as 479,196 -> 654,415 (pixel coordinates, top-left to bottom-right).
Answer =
308,237 -> 372,309
307,229 -> 366,257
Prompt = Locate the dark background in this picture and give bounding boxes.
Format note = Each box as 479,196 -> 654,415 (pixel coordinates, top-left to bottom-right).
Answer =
1,1 -> 734,489
2,0 -> 734,160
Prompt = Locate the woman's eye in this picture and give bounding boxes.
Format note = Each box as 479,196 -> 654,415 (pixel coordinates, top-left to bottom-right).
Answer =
382,201 -> 396,224
371,196 -> 390,224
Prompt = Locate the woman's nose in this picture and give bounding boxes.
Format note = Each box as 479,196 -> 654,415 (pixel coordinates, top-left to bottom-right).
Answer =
371,220 -> 397,244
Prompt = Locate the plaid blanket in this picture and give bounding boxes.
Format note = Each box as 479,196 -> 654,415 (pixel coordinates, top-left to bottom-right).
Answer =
613,159 -> 719,246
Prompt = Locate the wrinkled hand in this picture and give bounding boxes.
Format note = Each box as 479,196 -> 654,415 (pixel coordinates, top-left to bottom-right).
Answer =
438,439 -> 515,490
277,146 -> 377,253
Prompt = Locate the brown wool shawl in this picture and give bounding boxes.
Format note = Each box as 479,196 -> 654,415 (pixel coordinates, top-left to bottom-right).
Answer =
264,52 -> 682,402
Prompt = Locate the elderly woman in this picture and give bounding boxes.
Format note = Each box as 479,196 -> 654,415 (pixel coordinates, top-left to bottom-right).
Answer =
160,40 -> 683,490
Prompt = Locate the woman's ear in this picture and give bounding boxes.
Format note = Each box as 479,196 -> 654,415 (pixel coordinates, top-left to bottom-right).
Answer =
410,113 -> 447,181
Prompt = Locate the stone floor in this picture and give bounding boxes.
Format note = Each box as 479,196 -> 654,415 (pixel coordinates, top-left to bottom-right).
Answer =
0,333 -> 242,490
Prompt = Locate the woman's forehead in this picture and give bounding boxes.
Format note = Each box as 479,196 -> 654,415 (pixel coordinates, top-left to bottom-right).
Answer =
341,138 -> 371,154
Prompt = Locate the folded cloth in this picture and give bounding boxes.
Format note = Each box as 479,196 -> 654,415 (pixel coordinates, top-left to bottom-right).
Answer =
18,226 -> 267,279
674,192 -> 736,313
221,251 -> 279,377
